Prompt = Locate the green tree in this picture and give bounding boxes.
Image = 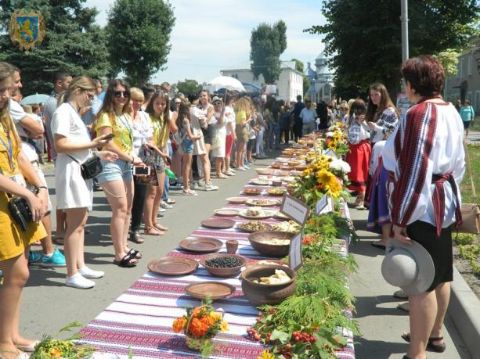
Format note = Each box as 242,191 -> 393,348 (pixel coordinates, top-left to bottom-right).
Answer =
306,0 -> 479,99
175,79 -> 202,98
250,21 -> 287,83
106,0 -> 175,86
0,0 -> 110,95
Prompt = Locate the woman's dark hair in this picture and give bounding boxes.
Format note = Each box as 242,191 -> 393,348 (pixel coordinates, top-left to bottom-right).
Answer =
145,90 -> 170,123
366,82 -> 397,122
97,79 -> 131,117
176,102 -> 190,129
401,55 -> 445,98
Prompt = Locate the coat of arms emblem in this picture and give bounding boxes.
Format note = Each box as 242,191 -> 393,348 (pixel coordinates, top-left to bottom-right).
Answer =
9,9 -> 46,51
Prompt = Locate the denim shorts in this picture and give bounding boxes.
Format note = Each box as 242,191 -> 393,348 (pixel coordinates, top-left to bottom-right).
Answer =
96,159 -> 133,184
182,138 -> 194,154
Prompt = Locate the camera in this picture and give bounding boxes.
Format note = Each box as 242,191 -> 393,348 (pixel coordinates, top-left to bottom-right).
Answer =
133,166 -> 151,176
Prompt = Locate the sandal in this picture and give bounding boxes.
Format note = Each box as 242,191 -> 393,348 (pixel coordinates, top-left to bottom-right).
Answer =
166,198 -> 176,204
126,248 -> 142,259
144,226 -> 164,236
183,189 -> 198,196
113,253 -> 137,267
154,223 -> 168,231
401,333 -> 446,353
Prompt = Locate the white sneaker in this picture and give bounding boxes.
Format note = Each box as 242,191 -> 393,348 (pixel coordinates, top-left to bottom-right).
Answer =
237,166 -> 246,171
66,273 -> 95,289
204,183 -> 219,191
79,266 -> 104,279
226,170 -> 236,176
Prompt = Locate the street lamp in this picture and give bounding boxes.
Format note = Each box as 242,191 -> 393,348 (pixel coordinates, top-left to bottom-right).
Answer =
401,0 -> 409,62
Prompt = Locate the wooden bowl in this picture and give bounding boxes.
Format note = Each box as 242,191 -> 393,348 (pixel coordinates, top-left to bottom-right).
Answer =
201,253 -> 246,277
248,231 -> 295,257
241,265 -> 296,306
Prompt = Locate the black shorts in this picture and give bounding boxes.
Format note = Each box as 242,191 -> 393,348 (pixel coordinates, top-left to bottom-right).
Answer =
406,220 -> 453,291
247,138 -> 256,152
202,124 -> 215,145
463,121 -> 471,129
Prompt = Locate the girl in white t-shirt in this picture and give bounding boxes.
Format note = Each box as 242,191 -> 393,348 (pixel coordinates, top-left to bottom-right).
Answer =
52,76 -> 117,289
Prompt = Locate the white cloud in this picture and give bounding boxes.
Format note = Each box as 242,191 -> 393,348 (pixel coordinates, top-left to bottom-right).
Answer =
85,0 -> 326,84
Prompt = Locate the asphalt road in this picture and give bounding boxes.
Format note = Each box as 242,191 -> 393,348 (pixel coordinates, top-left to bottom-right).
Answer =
20,156 -> 472,358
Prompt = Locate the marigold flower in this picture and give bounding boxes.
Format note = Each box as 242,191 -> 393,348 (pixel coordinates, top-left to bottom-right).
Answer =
189,317 -> 209,338
49,347 -> 62,358
172,317 -> 186,333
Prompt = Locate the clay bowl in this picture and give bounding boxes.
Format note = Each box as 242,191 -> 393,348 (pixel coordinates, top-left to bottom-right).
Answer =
248,231 -> 295,257
241,264 -> 296,306
201,253 -> 246,278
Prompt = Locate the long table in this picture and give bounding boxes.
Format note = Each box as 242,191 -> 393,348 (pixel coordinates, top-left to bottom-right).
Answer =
79,178 -> 355,358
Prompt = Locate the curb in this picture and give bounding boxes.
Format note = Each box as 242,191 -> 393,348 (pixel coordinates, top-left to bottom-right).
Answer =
449,265 -> 480,357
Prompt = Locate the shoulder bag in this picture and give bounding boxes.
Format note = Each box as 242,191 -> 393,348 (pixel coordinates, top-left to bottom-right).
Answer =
67,153 -> 103,180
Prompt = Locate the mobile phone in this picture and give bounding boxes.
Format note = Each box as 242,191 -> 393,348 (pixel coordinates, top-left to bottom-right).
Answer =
103,133 -> 115,140
133,166 -> 150,176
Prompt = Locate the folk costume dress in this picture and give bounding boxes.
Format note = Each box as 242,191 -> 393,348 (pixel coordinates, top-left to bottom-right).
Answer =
0,125 -> 46,261
383,99 -> 465,289
346,117 -> 371,193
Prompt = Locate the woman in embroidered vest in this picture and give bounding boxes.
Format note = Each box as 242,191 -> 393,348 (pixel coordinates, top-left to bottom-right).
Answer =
383,55 -> 465,359
0,62 -> 47,358
52,76 -> 118,288
366,83 -> 399,144
143,90 -> 176,235
95,79 -> 144,267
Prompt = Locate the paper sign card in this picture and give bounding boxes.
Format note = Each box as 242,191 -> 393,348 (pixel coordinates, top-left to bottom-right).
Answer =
316,195 -> 334,215
289,233 -> 303,270
280,195 -> 309,225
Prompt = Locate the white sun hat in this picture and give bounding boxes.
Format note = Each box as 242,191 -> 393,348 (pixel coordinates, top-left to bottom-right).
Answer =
381,238 -> 435,296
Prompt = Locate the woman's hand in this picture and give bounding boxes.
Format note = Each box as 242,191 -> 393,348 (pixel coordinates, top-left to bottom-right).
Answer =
132,155 -> 144,166
92,134 -> 114,147
392,224 -> 411,244
26,191 -> 46,222
97,150 -> 118,162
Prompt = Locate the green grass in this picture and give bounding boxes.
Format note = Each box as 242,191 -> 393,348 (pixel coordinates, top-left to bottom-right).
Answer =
460,144 -> 480,204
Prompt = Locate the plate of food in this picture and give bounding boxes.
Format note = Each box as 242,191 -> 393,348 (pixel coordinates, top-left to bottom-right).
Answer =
201,218 -> 236,229
185,281 -> 236,300
179,237 -> 223,253
236,220 -> 272,233
268,187 -> 287,196
242,187 -> 262,196
226,196 -> 248,204
273,211 -> 290,220
239,207 -> 274,219
271,220 -> 301,234
250,178 -> 272,186
246,198 -> 280,207
214,208 -> 239,217
148,257 -> 198,276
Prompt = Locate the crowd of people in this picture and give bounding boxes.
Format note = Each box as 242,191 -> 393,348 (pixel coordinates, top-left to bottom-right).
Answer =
0,55 -> 469,359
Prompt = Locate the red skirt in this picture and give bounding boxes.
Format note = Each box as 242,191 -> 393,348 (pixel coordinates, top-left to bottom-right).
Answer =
346,140 -> 371,192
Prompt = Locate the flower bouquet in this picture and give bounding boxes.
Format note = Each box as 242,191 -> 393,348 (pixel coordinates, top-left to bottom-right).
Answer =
30,322 -> 95,358
323,122 -> 349,155
172,300 -> 228,357
291,154 -> 350,207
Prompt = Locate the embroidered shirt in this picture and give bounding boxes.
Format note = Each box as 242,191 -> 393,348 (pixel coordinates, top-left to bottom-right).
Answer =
370,106 -> 399,143
383,100 -> 465,228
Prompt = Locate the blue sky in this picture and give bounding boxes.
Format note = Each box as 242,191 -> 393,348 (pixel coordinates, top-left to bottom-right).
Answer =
85,0 -> 326,84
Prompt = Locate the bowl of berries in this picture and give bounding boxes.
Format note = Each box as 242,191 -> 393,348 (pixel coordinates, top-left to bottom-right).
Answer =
200,253 -> 246,277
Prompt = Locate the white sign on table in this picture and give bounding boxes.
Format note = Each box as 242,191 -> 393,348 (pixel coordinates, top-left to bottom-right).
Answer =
289,233 -> 303,270
280,195 -> 309,225
316,195 -> 334,215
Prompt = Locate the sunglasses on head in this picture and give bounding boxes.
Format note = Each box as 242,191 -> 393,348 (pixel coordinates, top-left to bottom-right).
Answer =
114,90 -> 130,98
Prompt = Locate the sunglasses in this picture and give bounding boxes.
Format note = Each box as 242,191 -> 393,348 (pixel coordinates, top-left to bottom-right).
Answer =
114,90 -> 130,98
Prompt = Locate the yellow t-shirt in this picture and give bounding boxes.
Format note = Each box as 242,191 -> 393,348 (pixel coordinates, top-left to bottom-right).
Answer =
236,110 -> 247,125
95,112 -> 133,154
0,126 -> 47,261
149,114 -> 169,149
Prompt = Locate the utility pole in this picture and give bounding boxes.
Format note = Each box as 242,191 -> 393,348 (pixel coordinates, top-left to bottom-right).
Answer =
401,0 -> 409,62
